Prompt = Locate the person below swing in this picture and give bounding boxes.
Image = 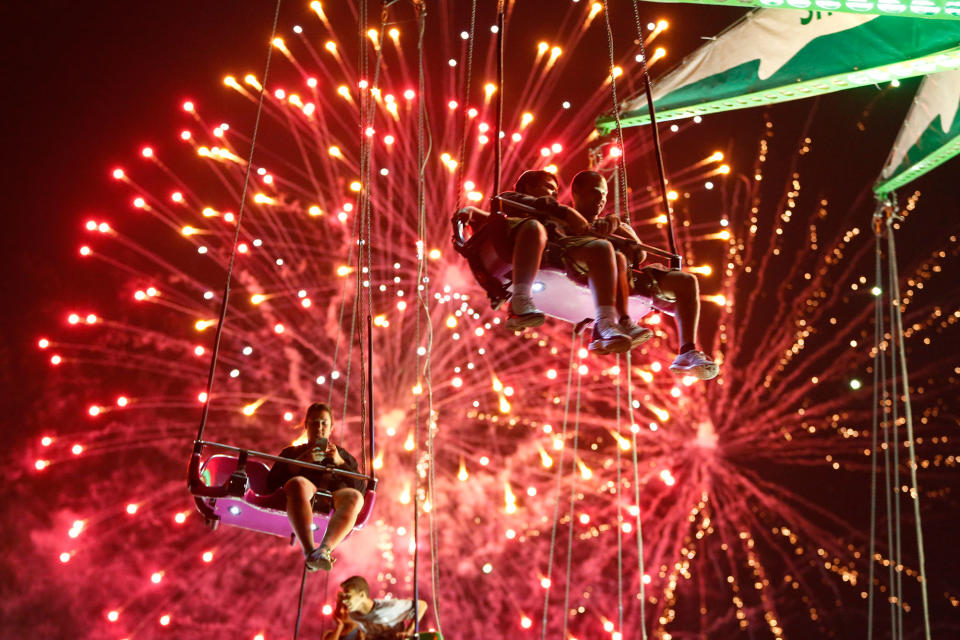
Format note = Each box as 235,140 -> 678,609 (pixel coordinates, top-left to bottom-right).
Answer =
324,575 -> 428,640
456,170 -> 634,353
266,402 -> 367,572
569,170 -> 718,379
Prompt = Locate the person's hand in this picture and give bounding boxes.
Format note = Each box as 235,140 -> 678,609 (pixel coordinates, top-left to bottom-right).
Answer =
591,214 -> 621,237
563,207 -> 590,235
304,447 -> 326,464
326,441 -> 345,466
334,599 -> 351,622
298,447 -> 325,464
532,195 -> 560,211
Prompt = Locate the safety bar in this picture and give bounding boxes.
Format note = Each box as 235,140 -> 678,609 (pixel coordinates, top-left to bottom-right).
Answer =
491,195 -> 681,264
188,440 -> 378,499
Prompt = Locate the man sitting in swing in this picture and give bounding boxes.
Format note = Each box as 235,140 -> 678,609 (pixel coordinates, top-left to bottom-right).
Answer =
455,169 -> 644,354
569,170 -> 718,380
266,402 -> 367,572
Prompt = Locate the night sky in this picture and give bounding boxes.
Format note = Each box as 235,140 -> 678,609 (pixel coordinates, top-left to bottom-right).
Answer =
3,1 -> 959,638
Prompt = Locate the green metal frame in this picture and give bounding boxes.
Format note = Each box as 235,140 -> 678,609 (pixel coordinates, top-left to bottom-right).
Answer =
649,0 -> 960,21
597,48 -> 960,133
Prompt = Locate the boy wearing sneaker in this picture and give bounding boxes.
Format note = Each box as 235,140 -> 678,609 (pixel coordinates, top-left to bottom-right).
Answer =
570,171 -> 717,379
501,171 -> 633,353
266,403 -> 367,572
457,170 -> 633,353
569,171 -> 652,354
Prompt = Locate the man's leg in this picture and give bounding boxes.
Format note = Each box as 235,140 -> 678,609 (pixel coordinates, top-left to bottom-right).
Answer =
512,219 -> 548,289
565,239 -> 617,308
565,240 -> 631,354
284,476 -> 319,555
652,269 -> 718,380
654,270 -> 700,352
506,219 -> 547,328
615,251 -> 653,347
318,488 -> 364,552
614,251 -> 631,319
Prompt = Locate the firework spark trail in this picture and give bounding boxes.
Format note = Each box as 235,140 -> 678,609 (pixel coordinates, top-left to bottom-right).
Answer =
15,2 -> 960,639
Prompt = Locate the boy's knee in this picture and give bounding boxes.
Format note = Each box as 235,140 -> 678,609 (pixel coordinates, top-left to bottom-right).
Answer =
337,489 -> 364,514
668,271 -> 698,297
518,219 -> 547,241
681,271 -> 699,292
582,239 -> 613,256
285,476 -> 315,500
615,251 -> 628,269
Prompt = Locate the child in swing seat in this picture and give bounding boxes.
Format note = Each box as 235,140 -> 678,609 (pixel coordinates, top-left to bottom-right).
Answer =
454,170 -> 637,354
569,170 -> 718,380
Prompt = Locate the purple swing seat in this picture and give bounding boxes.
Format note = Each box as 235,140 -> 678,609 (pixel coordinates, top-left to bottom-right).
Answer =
195,454 -> 377,540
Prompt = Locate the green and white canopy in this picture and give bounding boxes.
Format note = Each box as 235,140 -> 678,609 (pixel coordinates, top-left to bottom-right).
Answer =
874,69 -> 960,195
649,0 -> 960,21
596,9 -> 960,133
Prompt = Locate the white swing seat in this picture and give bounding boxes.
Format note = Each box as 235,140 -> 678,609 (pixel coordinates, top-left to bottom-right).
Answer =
453,214 -> 657,325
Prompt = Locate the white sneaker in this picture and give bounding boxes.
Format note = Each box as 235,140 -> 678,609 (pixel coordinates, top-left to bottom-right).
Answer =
669,349 -> 718,380
505,295 -> 545,330
619,317 -> 654,348
588,318 -> 632,355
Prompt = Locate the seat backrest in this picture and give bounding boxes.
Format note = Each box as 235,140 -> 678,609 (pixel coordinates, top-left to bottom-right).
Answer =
354,490 -> 377,529
200,454 -> 272,494
245,459 -> 272,494
452,215 -> 512,308
200,454 -> 240,487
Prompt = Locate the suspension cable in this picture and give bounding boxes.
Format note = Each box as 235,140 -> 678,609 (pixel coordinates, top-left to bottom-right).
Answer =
888,228 -> 905,640
411,0 -> 438,635
615,353 -> 625,637
866,207 -> 883,640
625,351 -> 649,640
192,0 -> 283,449
454,0 -> 478,210
561,334 -> 586,640
628,1 -> 680,268
885,206 -> 932,640
492,0 -> 506,207
599,0 -> 631,227
540,328 -> 581,640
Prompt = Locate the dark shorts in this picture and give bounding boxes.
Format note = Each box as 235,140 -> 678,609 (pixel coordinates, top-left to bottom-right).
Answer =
491,214 -> 544,263
545,235 -> 605,286
632,264 -> 676,303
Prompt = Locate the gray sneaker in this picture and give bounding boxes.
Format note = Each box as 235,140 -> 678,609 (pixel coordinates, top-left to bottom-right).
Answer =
588,318 -> 632,355
668,349 -> 718,380
505,295 -> 545,330
619,317 -> 654,348
305,545 -> 334,572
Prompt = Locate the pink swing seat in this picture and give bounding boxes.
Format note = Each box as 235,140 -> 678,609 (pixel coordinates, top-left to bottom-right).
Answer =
193,453 -> 377,540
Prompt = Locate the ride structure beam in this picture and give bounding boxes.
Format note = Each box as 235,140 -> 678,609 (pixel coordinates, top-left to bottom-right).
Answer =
596,10 -> 960,133
647,0 -> 960,21
875,68 -> 960,195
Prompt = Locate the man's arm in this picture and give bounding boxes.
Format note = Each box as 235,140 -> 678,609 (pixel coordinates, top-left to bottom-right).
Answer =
400,600 -> 428,636
327,604 -> 362,640
498,192 -> 590,235
454,205 -> 490,227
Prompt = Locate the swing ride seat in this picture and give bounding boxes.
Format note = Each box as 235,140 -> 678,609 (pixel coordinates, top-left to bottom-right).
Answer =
192,453 -> 377,540
452,213 -> 658,325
